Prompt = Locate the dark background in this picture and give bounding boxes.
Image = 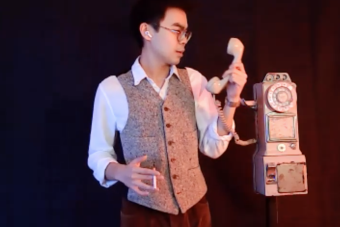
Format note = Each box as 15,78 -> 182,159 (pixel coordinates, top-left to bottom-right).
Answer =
3,0 -> 340,226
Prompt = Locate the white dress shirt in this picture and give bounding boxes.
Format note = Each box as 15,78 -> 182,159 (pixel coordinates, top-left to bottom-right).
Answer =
88,57 -> 235,188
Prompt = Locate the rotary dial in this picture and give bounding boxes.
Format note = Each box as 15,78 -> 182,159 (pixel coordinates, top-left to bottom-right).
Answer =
267,82 -> 296,112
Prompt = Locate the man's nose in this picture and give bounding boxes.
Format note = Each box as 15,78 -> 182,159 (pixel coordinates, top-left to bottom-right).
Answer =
180,37 -> 188,45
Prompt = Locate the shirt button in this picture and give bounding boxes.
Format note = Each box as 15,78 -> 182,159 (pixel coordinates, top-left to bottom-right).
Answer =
166,123 -> 171,128
164,107 -> 169,111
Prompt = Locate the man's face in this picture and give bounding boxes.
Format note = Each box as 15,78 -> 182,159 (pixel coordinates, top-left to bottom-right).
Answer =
150,7 -> 190,65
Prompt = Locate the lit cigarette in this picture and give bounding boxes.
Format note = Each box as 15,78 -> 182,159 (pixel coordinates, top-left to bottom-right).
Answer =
152,167 -> 157,189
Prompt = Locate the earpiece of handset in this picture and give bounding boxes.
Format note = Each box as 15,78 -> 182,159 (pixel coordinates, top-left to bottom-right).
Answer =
227,38 -> 244,64
206,38 -> 244,94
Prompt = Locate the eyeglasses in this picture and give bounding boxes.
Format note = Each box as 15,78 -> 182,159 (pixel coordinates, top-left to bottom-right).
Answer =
159,26 -> 192,42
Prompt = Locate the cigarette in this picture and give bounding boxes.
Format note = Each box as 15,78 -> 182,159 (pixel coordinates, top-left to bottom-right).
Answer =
152,167 -> 157,189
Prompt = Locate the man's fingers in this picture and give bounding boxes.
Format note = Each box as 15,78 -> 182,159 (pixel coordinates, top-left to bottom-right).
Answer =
230,69 -> 247,79
229,72 -> 247,81
134,181 -> 158,191
229,76 -> 247,86
132,172 -> 164,180
229,63 -> 246,72
132,173 -> 153,180
132,186 -> 150,196
223,69 -> 247,81
134,167 -> 161,176
130,155 -> 147,165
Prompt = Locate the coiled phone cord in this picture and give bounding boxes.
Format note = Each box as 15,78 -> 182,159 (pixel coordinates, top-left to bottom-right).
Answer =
215,99 -> 257,146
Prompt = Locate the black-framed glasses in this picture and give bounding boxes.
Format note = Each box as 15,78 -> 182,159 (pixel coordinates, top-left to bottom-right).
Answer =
159,26 -> 192,42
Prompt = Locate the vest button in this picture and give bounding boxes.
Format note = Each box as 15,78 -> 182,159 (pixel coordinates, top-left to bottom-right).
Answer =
164,107 -> 169,111
168,141 -> 174,145
172,174 -> 178,179
166,123 -> 171,128
170,158 -> 176,162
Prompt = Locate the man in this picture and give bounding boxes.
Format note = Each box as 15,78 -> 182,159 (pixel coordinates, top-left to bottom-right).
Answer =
87,0 -> 247,226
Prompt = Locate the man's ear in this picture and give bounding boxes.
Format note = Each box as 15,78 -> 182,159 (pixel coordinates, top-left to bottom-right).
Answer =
140,23 -> 152,41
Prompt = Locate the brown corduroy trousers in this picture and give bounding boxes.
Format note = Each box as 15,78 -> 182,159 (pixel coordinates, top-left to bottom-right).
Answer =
120,195 -> 212,227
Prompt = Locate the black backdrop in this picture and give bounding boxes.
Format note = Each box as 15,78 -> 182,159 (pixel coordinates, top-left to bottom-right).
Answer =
3,0 -> 340,226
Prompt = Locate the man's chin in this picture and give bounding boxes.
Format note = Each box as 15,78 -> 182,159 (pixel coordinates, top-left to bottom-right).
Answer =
169,58 -> 181,66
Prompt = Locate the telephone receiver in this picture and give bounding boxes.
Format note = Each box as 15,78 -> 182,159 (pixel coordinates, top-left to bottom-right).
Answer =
206,38 -> 244,94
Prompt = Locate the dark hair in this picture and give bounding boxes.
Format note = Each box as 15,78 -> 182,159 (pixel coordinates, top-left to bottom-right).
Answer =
129,0 -> 194,48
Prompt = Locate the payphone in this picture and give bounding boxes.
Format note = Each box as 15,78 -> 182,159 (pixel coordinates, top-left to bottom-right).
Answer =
206,38 -> 308,196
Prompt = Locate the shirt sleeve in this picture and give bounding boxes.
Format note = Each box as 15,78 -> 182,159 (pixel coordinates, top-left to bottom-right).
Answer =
87,83 -> 119,188
186,67 -> 235,159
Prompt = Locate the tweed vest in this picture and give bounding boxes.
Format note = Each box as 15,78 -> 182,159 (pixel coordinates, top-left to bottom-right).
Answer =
117,68 -> 207,215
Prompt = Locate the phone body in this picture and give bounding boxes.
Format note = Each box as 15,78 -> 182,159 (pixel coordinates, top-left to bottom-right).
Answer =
252,73 -> 308,196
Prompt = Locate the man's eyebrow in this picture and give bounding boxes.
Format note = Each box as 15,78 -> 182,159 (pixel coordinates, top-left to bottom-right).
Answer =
171,23 -> 188,30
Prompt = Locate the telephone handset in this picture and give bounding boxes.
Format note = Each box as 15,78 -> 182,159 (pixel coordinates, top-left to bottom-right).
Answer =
206,38 -> 256,146
206,38 -> 244,94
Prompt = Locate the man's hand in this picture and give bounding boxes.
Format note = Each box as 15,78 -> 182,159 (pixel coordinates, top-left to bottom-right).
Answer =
106,155 -> 163,196
222,63 -> 248,102
216,62 -> 247,136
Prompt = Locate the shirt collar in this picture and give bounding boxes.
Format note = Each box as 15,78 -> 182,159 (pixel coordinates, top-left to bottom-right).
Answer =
131,56 -> 181,86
